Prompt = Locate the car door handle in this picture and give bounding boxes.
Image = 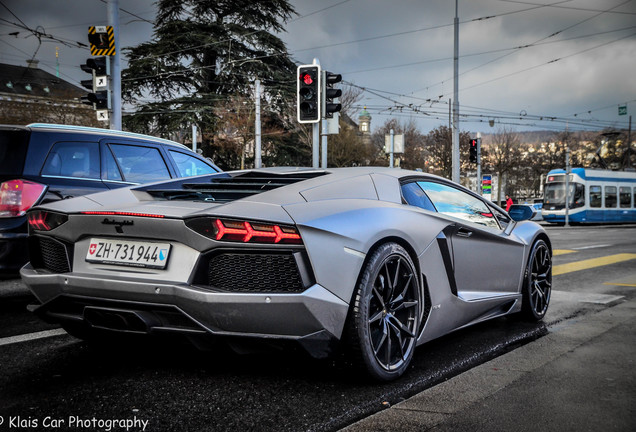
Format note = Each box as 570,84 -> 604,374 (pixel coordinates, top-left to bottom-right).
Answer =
456,228 -> 473,238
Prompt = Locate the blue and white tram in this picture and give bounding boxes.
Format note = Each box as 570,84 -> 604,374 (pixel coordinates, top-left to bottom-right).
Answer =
542,168 -> 636,224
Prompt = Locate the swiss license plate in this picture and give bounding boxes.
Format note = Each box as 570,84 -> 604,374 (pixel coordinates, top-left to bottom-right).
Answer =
85,238 -> 171,269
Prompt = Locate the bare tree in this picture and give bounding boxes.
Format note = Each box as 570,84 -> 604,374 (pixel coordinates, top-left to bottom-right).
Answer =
486,126 -> 522,204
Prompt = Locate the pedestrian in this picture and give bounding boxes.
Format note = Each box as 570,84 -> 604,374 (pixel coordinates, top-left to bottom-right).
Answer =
505,194 -> 513,211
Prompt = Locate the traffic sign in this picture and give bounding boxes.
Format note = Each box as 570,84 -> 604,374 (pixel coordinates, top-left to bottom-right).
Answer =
96,110 -> 109,122
88,26 -> 115,56
619,106 -> 627,116
95,75 -> 108,90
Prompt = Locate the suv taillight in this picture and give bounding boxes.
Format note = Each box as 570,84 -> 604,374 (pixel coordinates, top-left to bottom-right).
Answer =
0,179 -> 47,218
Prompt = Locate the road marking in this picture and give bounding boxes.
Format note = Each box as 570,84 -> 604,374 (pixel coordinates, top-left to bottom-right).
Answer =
553,249 -> 576,256
553,253 -> 636,276
603,282 -> 636,287
0,328 -> 67,347
573,244 -> 611,250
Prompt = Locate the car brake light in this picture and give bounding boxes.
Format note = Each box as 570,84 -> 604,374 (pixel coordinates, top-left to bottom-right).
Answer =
186,218 -> 302,244
27,210 -> 68,231
80,211 -> 165,218
0,179 -> 47,218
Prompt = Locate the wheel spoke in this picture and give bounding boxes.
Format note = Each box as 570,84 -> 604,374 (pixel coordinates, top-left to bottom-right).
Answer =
392,259 -> 401,292
369,310 -> 383,324
385,322 -> 393,366
387,319 -> 406,361
388,314 -> 416,338
373,320 -> 388,355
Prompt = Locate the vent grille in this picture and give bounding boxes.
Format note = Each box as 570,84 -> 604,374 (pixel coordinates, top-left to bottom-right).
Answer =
208,253 -> 305,293
145,171 -> 327,203
37,237 -> 71,273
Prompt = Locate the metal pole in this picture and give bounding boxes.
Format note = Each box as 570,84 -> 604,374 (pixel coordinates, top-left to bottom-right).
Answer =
451,0 -> 460,182
311,58 -> 320,168
192,124 -> 197,153
255,79 -> 262,169
476,133 -> 482,195
565,148 -> 570,227
108,0 -> 121,130
390,129 -> 395,168
627,115 -> 632,169
321,119 -> 328,168
312,123 -> 320,168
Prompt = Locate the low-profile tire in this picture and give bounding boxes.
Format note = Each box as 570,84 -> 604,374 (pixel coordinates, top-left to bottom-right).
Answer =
345,242 -> 421,381
520,239 -> 552,321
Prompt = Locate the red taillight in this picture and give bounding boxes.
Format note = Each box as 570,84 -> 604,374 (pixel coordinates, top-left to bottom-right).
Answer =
80,211 -> 165,218
186,218 -> 302,244
0,179 -> 47,218
27,210 -> 68,231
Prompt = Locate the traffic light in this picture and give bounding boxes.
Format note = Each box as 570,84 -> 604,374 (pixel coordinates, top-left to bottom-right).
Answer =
80,56 -> 111,111
470,139 -> 478,163
297,65 -> 321,123
323,71 -> 342,119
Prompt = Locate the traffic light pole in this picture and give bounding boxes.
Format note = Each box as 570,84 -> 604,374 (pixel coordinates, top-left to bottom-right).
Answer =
476,135 -> 482,195
107,0 -> 121,130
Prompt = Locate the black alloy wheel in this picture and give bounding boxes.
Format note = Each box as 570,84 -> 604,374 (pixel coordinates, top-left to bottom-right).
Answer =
347,242 -> 421,381
521,239 -> 552,320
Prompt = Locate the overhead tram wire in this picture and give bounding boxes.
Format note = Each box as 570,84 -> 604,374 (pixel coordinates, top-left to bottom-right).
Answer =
496,0 -> 636,15
410,0 -> 634,96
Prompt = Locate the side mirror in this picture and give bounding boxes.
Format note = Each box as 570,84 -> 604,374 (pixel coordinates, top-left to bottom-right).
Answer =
508,204 -> 536,222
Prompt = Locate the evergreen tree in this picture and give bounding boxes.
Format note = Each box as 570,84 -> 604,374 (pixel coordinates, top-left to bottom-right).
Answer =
122,0 -> 297,166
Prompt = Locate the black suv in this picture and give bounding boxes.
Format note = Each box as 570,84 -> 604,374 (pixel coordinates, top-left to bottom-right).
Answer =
0,123 -> 220,275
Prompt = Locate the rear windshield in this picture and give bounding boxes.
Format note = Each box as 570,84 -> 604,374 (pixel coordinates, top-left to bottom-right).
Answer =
0,129 -> 29,176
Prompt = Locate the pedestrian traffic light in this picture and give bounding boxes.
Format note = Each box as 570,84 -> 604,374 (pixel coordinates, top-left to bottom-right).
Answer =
297,65 -> 321,123
323,71 -> 342,119
80,56 -> 111,110
470,139 -> 478,163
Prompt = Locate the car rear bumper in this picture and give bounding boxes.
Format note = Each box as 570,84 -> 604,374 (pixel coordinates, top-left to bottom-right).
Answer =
20,264 -> 349,357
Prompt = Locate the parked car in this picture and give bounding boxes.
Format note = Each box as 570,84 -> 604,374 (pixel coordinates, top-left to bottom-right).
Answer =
21,167 -> 552,381
0,123 -> 220,275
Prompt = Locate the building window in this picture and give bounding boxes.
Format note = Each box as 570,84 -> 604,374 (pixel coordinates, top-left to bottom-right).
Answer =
361,122 -> 368,132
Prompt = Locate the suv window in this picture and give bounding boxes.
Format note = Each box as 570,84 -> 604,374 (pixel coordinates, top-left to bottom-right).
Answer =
109,144 -> 171,183
169,150 -> 217,177
41,141 -> 100,179
417,181 -> 499,229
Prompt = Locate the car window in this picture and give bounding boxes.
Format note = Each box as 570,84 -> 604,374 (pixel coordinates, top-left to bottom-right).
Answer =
108,144 -> 171,183
401,182 -> 436,211
102,147 -> 123,181
417,181 -> 499,229
169,150 -> 217,177
41,141 -> 100,179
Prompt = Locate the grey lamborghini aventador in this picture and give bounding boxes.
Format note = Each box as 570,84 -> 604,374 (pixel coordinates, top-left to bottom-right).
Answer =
20,167 -> 551,381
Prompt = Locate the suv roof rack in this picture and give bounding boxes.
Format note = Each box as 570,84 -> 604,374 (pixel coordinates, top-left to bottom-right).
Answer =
26,123 -> 189,150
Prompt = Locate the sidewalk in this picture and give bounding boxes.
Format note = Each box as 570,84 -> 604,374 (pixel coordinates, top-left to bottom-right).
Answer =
343,298 -> 636,431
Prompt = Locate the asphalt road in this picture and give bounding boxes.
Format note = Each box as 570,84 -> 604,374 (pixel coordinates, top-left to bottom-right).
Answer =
0,224 -> 634,432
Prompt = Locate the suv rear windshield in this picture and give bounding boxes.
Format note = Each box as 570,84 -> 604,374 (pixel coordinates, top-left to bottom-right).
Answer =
0,129 -> 29,176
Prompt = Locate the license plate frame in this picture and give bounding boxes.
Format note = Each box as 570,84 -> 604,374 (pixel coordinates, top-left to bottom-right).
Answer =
85,238 -> 171,269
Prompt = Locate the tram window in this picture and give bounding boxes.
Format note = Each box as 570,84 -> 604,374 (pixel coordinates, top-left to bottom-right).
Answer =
620,187 -> 632,208
605,186 -> 617,208
589,185 -> 602,208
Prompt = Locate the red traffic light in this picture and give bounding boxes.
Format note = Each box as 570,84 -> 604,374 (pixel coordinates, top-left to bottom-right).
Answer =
471,139 -> 477,147
300,73 -> 313,85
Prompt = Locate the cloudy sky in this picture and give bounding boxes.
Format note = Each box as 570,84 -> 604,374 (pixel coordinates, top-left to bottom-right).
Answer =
1,0 -> 635,135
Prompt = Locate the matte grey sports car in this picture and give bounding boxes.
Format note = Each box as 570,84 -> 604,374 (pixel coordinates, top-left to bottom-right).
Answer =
21,167 -> 552,381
